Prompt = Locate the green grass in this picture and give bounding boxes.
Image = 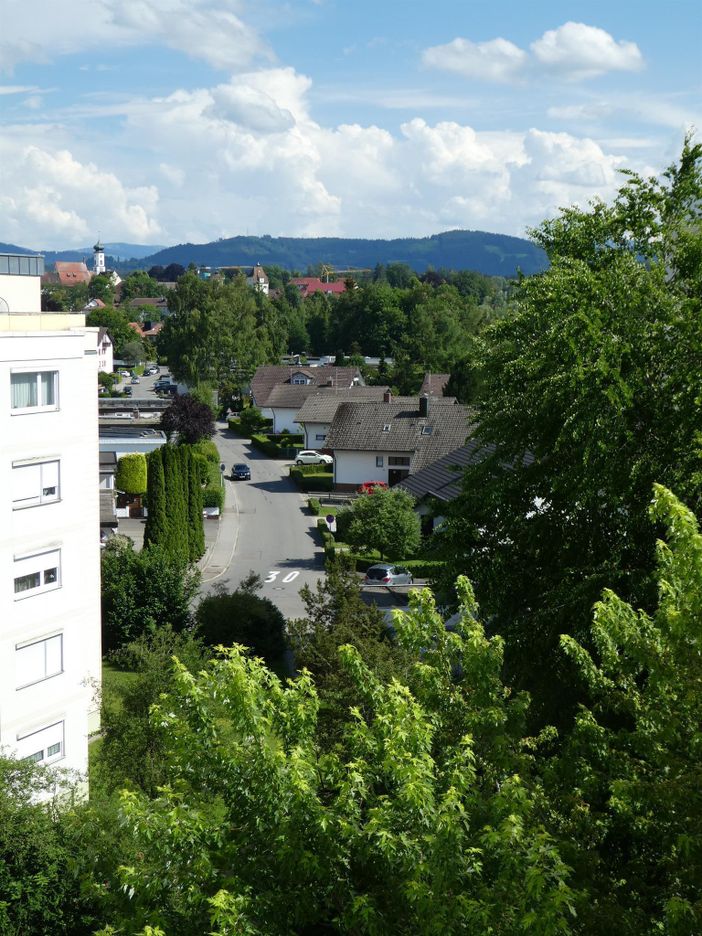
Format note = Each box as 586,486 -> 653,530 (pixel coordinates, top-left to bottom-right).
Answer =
102,661 -> 139,714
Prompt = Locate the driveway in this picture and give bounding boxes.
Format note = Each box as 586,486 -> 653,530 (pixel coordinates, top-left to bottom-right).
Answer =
203,422 -> 324,619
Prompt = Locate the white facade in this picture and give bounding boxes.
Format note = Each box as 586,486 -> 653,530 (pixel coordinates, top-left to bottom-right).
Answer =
302,421 -> 330,449
269,406 -> 302,435
96,330 -> 114,374
333,450 -> 413,488
0,255 -> 101,788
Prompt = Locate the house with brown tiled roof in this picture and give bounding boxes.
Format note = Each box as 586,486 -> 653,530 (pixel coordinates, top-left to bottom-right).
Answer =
325,392 -> 472,490
294,386 -> 391,449
250,364 -> 363,434
49,261 -> 93,286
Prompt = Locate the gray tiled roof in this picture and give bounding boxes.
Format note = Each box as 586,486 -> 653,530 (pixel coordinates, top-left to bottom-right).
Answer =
250,365 -> 362,408
295,386 -> 391,423
265,383 -> 326,410
396,440 -> 495,502
326,397 -> 472,472
420,373 -> 451,397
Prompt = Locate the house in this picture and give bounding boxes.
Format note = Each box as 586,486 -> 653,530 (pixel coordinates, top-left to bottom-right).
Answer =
325,392 -> 472,491
96,327 -> 114,374
124,296 -> 170,316
203,264 -> 269,295
289,277 -> 347,298
250,364 -> 363,434
294,386 -> 391,449
396,441 -> 494,533
48,261 -> 93,287
99,452 -> 118,529
419,373 -> 450,397
141,321 -> 163,342
1,251 -> 101,788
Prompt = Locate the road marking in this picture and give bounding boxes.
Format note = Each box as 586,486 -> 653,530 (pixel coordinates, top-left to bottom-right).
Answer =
265,570 -> 300,584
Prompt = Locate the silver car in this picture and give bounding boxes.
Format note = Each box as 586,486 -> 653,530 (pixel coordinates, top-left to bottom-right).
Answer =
363,564 -> 413,586
295,450 -> 333,465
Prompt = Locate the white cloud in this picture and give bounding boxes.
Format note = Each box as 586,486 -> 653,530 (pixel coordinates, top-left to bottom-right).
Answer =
0,0 -> 269,73
422,37 -> 527,83
531,22 -> 643,79
423,22 -> 644,84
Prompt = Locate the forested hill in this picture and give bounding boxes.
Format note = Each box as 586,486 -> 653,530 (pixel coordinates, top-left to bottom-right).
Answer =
130,229 -> 547,276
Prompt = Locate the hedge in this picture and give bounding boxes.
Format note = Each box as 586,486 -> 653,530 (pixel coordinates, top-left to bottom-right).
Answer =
250,433 -> 280,457
292,463 -> 333,476
191,438 -> 219,463
290,467 -> 334,492
115,453 -> 147,495
203,486 -> 224,509
308,497 -> 322,515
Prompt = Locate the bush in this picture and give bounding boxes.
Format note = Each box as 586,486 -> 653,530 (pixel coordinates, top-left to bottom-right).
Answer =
192,453 -> 210,485
115,452 -> 147,495
202,486 -> 224,510
239,406 -> 271,437
308,497 -> 322,515
290,468 -> 334,492
195,587 -> 288,673
291,463 -> 333,476
191,438 -> 219,463
227,416 -> 245,435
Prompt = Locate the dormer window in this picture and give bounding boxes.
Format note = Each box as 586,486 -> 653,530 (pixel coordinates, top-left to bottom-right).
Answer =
291,372 -> 308,385
382,424 -> 391,432
421,426 -> 433,435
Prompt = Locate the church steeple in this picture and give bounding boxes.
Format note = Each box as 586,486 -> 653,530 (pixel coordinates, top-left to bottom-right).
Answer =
93,238 -> 105,275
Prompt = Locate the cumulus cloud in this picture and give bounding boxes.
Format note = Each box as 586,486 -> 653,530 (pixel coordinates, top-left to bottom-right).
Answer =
422,37 -> 527,83
0,0 -> 268,73
423,22 -> 644,84
531,22 -> 643,79
0,139 -> 161,247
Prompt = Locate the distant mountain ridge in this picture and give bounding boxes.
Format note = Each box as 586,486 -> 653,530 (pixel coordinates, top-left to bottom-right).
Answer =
0,230 -> 547,277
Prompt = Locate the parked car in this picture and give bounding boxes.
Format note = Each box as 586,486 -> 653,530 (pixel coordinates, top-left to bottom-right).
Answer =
131,376 -> 140,384
295,450 -> 333,466
363,564 -> 413,586
123,386 -> 132,396
119,370 -> 130,377
231,463 -> 251,480
358,480 -> 388,494
154,379 -> 173,391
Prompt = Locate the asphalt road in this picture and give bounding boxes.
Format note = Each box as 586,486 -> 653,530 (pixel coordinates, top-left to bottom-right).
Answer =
113,364 -> 170,400
204,424 -> 324,619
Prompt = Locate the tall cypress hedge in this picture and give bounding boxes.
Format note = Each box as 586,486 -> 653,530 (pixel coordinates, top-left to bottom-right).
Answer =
143,444 -> 206,564
143,449 -> 168,551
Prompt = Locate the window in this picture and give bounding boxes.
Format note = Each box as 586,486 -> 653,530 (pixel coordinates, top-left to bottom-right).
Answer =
421,426 -> 433,436
315,433 -> 326,441
16,634 -> 63,688
13,549 -> 61,599
17,721 -> 64,765
389,456 -> 411,466
12,460 -> 60,508
10,371 -> 58,411
382,424 -> 391,432
376,456 -> 384,468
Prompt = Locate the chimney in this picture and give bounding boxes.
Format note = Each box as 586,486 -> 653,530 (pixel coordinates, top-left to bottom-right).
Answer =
419,393 -> 429,418
383,389 -> 392,403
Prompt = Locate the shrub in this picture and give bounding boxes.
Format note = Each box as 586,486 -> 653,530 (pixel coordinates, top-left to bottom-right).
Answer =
239,406 -> 270,437
191,438 -> 219,463
290,468 -> 334,492
251,433 -> 279,457
195,587 -> 288,673
115,452 -> 147,495
192,453 -> 210,485
308,497 -> 322,515
202,486 -> 224,510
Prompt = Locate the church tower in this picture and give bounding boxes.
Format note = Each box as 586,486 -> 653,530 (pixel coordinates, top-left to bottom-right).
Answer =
93,239 -> 105,275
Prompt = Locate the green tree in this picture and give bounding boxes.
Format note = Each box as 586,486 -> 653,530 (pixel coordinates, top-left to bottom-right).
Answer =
545,486 -> 702,932
195,582 -> 288,674
119,271 -> 162,303
89,273 -> 115,304
114,453 -> 147,495
0,758 -> 100,934
435,140 -> 702,722
122,338 -> 145,365
338,486 -> 421,559
94,582 -> 575,936
187,446 -> 205,561
100,537 -> 199,652
143,449 -> 168,553
86,306 -> 136,357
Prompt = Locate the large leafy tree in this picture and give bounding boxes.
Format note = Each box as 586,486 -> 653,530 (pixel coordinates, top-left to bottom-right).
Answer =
93,582 -> 576,936
161,393 -> 215,444
338,486 -> 421,559
434,140 -> 702,721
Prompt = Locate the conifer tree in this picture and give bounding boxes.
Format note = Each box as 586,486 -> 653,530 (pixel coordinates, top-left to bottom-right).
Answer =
186,447 -> 205,561
143,449 -> 168,552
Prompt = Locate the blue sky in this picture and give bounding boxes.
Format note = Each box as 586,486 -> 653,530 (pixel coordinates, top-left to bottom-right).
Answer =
1,0 -> 699,250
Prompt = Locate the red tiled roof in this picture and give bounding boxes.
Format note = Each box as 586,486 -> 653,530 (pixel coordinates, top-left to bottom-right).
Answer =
128,322 -> 145,337
290,277 -> 347,296
54,261 -> 92,286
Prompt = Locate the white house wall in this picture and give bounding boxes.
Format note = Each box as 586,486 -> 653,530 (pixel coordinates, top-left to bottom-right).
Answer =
333,450 -> 413,487
0,326 -> 101,786
0,272 -> 41,313
270,408 -> 302,434
303,421 -> 330,448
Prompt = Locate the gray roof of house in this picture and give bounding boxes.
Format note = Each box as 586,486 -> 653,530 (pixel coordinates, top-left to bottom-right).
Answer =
420,373 -> 451,397
250,365 -> 362,408
325,397 -> 472,472
265,383 -> 326,410
295,386 -> 391,423
396,440 -> 496,502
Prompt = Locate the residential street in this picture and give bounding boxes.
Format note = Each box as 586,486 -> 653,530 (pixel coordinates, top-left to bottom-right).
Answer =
203,421 -> 324,619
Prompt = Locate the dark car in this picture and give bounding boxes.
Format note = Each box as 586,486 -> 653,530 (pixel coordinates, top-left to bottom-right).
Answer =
122,386 -> 132,396
231,463 -> 251,480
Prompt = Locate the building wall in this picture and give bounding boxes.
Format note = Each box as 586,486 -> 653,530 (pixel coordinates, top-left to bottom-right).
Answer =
303,421 -> 330,448
0,325 -> 101,785
0,272 -> 41,313
97,337 -> 113,374
270,407 -> 302,435
333,449 -> 413,488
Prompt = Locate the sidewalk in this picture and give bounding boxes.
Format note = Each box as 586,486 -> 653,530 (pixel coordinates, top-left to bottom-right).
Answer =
198,471 -> 238,584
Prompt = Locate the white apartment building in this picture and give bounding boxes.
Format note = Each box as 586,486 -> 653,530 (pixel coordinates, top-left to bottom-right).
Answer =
0,252 -> 101,787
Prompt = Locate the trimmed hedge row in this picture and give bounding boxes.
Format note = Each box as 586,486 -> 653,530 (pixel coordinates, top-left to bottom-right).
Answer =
293,463 -> 333,476
203,459 -> 224,510
250,433 -> 280,457
290,467 -> 334,491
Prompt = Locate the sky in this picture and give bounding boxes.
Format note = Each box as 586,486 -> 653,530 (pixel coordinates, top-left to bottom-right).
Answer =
0,0 -> 700,251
